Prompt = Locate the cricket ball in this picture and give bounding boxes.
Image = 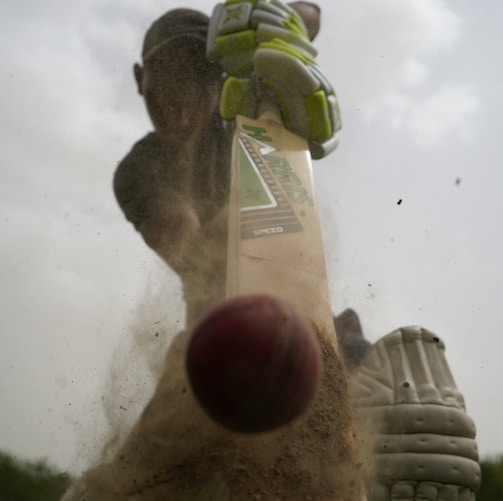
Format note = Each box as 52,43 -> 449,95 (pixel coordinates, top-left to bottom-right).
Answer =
186,294 -> 323,433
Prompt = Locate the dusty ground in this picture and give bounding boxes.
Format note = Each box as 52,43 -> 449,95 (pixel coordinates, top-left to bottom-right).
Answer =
76,329 -> 363,500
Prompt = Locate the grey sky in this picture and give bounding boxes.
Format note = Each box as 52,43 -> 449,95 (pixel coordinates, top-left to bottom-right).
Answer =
0,0 -> 501,475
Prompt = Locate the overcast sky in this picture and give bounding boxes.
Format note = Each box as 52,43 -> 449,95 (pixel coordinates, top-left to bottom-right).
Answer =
1,0 -> 501,475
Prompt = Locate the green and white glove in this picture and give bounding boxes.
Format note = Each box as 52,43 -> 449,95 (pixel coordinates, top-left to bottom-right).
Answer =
207,0 -> 341,159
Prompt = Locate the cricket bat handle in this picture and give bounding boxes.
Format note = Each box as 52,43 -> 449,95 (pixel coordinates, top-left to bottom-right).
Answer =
256,95 -> 282,125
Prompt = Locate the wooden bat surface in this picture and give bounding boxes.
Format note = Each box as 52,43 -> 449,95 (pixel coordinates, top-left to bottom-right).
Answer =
227,112 -> 339,353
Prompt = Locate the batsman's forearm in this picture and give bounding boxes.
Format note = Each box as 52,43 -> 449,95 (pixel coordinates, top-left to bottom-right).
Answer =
288,2 -> 321,40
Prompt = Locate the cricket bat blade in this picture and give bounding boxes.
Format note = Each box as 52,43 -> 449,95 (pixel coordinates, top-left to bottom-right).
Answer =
227,112 -> 338,352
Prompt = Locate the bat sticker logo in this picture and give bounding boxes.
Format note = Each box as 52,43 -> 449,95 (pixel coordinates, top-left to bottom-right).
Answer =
238,126 -> 304,240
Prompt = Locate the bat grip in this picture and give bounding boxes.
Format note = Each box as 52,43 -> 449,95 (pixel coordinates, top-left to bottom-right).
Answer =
256,95 -> 282,124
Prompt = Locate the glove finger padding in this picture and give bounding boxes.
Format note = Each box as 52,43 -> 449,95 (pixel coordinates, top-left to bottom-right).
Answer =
254,40 -> 341,158
350,327 -> 481,500
207,0 -> 316,74
218,41 -> 342,158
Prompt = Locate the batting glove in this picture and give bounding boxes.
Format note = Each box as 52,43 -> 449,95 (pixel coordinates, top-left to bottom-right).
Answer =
207,0 -> 341,159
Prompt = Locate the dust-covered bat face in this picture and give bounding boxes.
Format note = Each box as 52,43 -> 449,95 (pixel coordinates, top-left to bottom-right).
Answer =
138,38 -> 222,146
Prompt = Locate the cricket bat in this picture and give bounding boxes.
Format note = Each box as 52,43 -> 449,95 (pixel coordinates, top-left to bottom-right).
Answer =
226,105 -> 339,353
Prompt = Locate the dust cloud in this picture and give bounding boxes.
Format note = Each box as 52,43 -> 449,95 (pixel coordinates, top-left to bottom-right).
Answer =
97,273 -> 185,464
64,174 -> 365,498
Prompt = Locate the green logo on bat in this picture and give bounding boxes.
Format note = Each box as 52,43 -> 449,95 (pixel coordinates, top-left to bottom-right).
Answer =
240,125 -> 314,208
